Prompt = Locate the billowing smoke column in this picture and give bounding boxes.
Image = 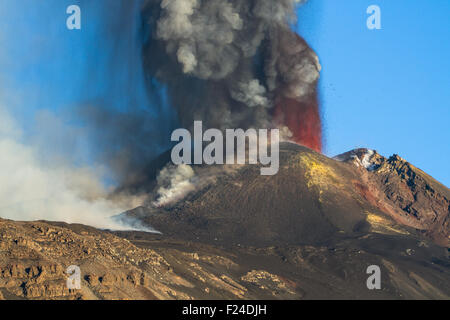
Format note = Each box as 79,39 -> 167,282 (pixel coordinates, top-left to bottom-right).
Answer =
0,0 -> 322,229
141,0 -> 322,152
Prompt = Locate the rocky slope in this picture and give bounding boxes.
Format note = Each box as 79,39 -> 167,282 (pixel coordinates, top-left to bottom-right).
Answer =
334,148 -> 449,246
0,218 -> 305,300
122,143 -> 449,247
0,143 -> 449,300
0,217 -> 449,300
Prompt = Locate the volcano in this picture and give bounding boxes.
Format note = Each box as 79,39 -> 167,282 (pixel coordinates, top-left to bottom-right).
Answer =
0,143 -> 449,300
121,143 -> 449,247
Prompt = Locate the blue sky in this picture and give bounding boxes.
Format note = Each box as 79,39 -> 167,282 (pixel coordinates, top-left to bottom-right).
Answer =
0,0 -> 448,186
297,0 -> 450,186
0,0 -> 151,119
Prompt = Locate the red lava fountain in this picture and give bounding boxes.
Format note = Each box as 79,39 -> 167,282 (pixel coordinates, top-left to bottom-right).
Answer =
274,97 -> 322,153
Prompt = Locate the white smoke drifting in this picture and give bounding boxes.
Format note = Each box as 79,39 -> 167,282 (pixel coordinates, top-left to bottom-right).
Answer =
0,106 -> 148,231
153,164 -> 196,207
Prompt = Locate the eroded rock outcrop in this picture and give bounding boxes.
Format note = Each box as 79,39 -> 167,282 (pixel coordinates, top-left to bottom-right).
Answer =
0,218 -> 299,300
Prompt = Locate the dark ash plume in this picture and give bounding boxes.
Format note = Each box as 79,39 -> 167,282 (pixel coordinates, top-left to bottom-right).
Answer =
141,0 -> 321,147
81,0 -> 322,200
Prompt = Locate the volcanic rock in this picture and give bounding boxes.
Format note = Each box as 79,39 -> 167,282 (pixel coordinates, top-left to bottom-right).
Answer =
1,143 -> 449,299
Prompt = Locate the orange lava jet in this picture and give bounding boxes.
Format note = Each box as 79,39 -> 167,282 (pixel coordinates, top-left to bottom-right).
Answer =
274,97 -> 322,153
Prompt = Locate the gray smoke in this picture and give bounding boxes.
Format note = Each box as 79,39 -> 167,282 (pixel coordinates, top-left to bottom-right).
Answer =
141,0 -> 320,132
0,0 -> 322,228
0,106 -> 147,230
83,0 -> 321,199
152,163 -> 195,206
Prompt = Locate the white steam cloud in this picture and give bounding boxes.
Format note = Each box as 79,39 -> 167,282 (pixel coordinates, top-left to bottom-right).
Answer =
0,106 -> 146,231
153,164 -> 195,207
